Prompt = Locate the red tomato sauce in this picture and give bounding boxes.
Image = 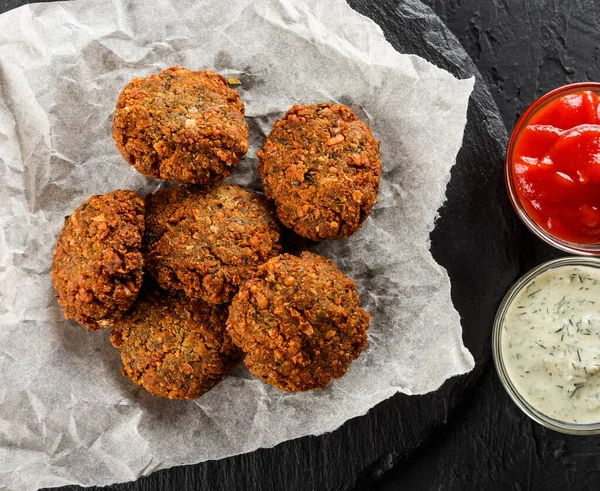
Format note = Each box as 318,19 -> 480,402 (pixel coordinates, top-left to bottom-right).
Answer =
512,89 -> 600,244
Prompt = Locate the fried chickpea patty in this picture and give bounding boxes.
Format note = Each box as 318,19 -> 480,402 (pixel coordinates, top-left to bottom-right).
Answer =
227,251 -> 370,392
258,103 -> 381,241
113,67 -> 248,185
144,182 -> 281,304
51,190 -> 145,331
110,287 -> 242,399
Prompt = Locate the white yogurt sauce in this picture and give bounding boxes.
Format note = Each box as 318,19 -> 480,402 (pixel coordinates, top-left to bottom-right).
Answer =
501,265 -> 600,423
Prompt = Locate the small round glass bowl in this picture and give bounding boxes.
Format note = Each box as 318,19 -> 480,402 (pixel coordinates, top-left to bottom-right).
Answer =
493,257 -> 600,434
505,82 -> 600,255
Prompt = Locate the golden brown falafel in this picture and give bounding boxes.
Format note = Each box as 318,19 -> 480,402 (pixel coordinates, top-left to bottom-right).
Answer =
110,286 -> 242,399
113,67 -> 248,185
227,251 -> 370,392
144,182 -> 281,305
258,103 -> 381,241
51,190 -> 145,331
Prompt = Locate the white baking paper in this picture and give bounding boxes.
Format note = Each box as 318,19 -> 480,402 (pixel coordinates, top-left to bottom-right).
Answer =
0,0 -> 475,489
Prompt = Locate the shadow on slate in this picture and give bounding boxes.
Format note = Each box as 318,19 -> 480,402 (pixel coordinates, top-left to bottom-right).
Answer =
0,0 -> 519,489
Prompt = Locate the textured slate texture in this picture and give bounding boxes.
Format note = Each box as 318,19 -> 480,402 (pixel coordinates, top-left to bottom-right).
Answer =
6,0 -> 585,489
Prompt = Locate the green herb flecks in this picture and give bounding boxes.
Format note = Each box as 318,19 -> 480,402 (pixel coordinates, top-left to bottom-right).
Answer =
570,383 -> 585,399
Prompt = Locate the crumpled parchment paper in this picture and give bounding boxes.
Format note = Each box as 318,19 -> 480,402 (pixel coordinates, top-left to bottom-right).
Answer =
0,0 -> 475,489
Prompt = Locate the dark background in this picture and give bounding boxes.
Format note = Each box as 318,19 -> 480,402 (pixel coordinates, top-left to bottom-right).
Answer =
2,0 -> 600,489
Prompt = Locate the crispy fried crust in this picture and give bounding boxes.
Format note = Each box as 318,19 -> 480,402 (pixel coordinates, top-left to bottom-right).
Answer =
113,67 -> 248,185
257,103 -> 381,240
110,287 -> 242,399
227,251 -> 370,392
144,182 -> 282,304
51,190 -> 145,331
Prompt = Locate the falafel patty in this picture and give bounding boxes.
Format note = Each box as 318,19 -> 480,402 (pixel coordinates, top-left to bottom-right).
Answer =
257,103 -> 381,241
113,67 -> 248,185
227,251 -> 370,392
144,182 -> 281,305
51,190 -> 145,331
110,287 -> 242,399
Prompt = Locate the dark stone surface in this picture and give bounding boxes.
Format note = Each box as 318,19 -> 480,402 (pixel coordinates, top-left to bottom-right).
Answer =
5,0 -> 596,489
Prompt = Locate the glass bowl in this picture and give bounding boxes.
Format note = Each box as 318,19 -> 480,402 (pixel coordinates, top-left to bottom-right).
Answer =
505,82 -> 600,255
493,256 -> 600,434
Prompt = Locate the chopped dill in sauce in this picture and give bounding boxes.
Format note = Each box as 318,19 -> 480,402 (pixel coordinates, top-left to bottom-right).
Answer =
501,265 -> 600,424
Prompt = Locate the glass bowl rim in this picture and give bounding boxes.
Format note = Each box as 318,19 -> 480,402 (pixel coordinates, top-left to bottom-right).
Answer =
493,256 -> 600,434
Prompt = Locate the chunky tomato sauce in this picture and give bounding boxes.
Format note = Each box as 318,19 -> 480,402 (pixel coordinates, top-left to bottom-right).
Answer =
512,89 -> 600,244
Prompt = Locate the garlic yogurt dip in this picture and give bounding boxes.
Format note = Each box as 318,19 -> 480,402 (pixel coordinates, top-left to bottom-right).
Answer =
500,263 -> 600,424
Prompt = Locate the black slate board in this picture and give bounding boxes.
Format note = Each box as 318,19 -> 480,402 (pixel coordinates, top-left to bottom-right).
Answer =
0,0 -> 518,489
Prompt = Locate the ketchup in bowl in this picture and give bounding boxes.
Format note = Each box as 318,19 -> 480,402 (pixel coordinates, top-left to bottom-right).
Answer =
506,83 -> 600,254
